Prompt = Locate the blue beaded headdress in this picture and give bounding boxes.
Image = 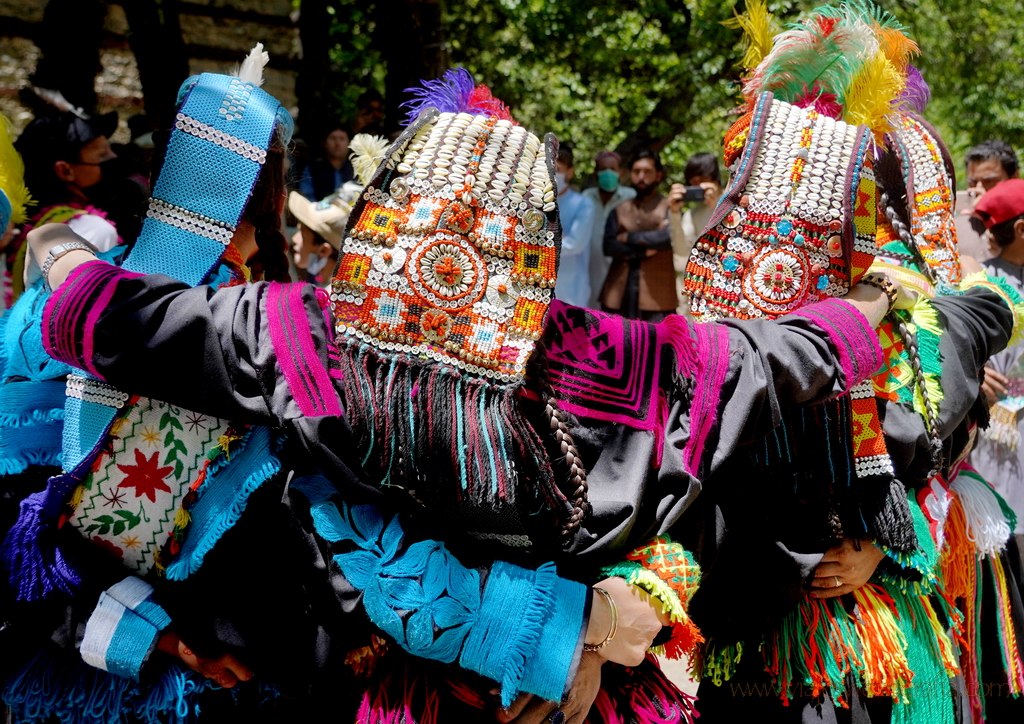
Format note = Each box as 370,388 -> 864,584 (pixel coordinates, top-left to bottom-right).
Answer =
124,50 -> 292,285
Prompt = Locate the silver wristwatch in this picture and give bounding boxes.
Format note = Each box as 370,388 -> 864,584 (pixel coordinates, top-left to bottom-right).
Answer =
40,240 -> 96,289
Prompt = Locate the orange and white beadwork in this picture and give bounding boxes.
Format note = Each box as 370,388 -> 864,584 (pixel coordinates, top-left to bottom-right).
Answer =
885,114 -> 961,285
685,92 -> 876,322
331,110 -> 558,384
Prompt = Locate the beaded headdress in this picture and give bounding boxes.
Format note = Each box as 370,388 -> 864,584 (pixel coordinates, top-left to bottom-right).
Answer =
877,111 -> 961,287
330,69 -> 568,529
686,93 -> 877,320
123,46 -> 292,285
685,2 -> 920,321
688,1 -> 920,545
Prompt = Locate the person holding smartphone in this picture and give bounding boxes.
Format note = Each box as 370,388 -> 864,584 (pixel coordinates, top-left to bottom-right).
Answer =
668,152 -> 723,316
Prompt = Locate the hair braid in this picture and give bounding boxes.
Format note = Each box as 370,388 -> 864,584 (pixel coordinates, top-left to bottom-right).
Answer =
532,343 -> 590,538
894,316 -> 944,476
879,190 -> 938,286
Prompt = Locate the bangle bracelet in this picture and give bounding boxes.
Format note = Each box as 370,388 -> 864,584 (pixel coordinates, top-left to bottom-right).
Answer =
583,586 -> 618,652
859,272 -> 898,313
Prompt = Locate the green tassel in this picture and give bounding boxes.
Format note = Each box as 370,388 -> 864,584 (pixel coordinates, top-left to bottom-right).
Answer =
890,591 -> 955,724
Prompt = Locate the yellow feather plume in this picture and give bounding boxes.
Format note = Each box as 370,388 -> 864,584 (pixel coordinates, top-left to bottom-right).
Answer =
843,52 -> 904,137
0,115 -> 33,225
723,0 -> 779,71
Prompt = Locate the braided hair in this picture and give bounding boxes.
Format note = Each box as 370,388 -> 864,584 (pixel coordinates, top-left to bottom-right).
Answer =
874,147 -> 938,284
874,147 -> 945,475
531,339 -> 590,539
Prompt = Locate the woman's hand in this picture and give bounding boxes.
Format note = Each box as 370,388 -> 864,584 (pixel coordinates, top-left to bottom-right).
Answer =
155,632 -> 253,688
496,651 -> 603,724
586,576 -> 669,667
809,538 -> 884,599
960,253 -> 983,275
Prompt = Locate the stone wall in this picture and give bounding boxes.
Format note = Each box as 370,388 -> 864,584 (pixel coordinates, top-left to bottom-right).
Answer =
0,0 -> 298,138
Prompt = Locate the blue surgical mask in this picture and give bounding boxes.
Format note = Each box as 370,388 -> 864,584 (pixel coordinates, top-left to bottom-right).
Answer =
555,172 -> 568,195
597,168 -> 619,193
307,252 -> 328,277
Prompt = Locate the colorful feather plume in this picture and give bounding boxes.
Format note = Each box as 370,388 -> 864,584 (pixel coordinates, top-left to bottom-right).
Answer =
0,114 -> 33,225
898,65 -> 931,114
844,51 -> 904,133
741,2 -> 916,137
401,67 -> 515,125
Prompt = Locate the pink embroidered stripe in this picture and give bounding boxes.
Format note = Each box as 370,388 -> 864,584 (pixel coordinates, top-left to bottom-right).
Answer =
265,282 -> 342,418
792,299 -> 884,387
684,322 -> 730,477
42,260 -> 141,376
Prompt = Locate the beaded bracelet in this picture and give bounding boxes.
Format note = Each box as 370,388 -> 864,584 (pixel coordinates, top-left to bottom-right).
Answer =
859,272 -> 899,313
583,586 -> 618,652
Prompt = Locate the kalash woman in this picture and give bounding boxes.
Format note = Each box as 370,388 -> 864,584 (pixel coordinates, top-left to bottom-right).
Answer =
10,66 -> 1012,723
678,4 -> 1024,723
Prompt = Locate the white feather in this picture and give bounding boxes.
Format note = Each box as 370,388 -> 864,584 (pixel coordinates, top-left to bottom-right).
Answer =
236,43 -> 269,86
27,86 -> 87,119
350,134 -> 390,186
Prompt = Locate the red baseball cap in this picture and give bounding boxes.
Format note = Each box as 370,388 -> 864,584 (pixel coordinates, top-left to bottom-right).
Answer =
972,178 -> 1024,229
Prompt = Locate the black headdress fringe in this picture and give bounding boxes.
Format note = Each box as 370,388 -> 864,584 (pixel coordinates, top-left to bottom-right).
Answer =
751,399 -> 916,552
335,340 -> 563,519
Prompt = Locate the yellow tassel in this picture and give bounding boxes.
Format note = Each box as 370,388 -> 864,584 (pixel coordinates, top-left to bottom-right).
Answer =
69,485 -> 85,511
722,0 -> 779,71
174,507 -> 191,529
0,114 -> 32,224
961,271 -> 1024,346
908,296 -> 942,337
844,53 -> 903,138
991,559 -> 1024,693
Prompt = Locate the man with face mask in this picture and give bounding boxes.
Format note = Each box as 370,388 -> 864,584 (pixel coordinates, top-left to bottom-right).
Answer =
553,144 -> 596,307
598,148 -> 677,320
16,111 -> 124,256
583,150 -> 635,308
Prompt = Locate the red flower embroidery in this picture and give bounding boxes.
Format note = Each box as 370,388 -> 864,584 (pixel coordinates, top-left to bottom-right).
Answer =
117,449 -> 174,502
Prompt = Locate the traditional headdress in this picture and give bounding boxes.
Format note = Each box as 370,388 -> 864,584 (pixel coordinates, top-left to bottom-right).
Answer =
877,112 -> 961,287
329,68 -> 579,535
5,45 -> 292,599
685,2 -> 918,321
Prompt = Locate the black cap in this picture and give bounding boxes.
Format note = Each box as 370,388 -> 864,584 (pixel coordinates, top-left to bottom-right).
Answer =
16,110 -> 118,165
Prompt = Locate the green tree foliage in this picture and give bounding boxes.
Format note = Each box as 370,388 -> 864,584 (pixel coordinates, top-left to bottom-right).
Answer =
315,0 -> 1024,185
